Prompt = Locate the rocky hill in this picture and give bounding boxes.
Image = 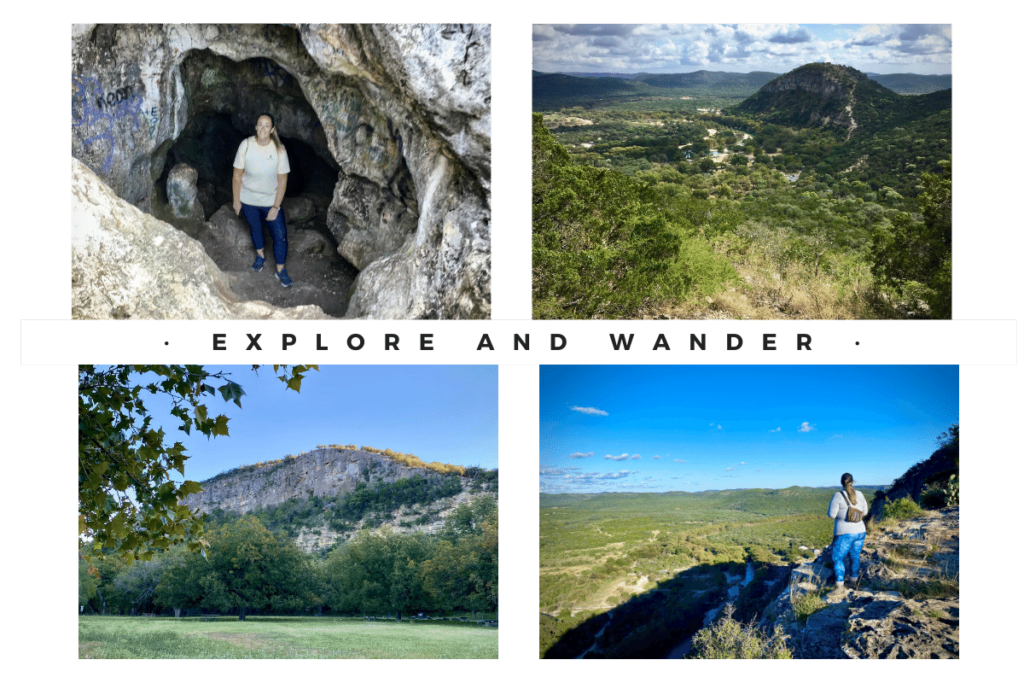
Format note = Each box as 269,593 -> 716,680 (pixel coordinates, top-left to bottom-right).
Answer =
733,62 -> 951,140
183,447 -> 496,553
735,63 -> 878,134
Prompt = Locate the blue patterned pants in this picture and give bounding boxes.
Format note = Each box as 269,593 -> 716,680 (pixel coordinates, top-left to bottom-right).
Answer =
832,532 -> 866,583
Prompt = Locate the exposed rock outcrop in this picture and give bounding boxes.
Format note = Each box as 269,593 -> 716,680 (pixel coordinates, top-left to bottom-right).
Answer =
759,507 -> 959,658
72,24 -> 490,319
71,158 -> 326,320
868,444 -> 958,521
183,447 -> 495,554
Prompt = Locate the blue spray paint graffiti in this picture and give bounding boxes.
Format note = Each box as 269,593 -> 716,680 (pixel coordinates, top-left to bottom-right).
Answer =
72,75 -> 145,174
251,58 -> 292,88
322,93 -> 362,136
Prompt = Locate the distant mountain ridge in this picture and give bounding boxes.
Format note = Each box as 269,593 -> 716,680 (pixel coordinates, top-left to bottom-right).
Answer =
541,484 -> 883,505
533,68 -> 950,110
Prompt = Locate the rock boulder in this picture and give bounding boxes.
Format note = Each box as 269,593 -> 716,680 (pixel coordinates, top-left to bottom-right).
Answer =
71,158 -> 327,320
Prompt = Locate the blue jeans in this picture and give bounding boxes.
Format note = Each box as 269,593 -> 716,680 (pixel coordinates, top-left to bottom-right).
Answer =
241,203 -> 287,265
832,531 -> 866,583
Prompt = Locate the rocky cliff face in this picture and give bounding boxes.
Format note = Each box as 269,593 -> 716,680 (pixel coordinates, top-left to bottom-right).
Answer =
183,447 -> 492,554
72,24 -> 490,319
759,507 -> 959,658
868,444 -> 957,521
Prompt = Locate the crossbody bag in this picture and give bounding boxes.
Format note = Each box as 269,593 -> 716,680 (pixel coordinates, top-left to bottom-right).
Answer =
840,490 -> 864,523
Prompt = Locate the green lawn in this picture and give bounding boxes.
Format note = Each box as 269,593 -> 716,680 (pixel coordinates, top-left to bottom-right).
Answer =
79,616 -> 498,659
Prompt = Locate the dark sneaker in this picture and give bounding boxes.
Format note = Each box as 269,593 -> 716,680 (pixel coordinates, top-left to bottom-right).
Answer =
276,268 -> 293,288
252,256 -> 265,272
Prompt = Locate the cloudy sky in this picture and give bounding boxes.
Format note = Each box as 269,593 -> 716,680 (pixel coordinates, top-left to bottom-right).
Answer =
539,365 -> 958,494
534,24 -> 951,75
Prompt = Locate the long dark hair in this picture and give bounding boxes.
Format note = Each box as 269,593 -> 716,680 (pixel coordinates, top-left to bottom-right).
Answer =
841,472 -> 857,503
256,113 -> 283,150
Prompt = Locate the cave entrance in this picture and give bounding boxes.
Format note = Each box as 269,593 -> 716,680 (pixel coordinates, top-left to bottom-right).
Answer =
152,50 -> 358,318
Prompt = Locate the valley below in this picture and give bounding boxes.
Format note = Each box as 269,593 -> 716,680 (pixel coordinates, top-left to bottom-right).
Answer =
533,63 -> 951,321
539,488 -> 834,658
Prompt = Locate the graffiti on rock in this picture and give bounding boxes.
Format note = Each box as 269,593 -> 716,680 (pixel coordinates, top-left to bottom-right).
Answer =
147,107 -> 159,136
336,96 -> 364,136
72,75 -> 145,174
251,58 -> 293,88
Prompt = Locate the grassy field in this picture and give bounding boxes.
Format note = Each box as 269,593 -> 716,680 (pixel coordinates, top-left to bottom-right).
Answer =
79,616 -> 498,659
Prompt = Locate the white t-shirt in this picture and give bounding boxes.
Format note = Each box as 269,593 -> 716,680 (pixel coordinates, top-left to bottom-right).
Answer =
233,136 -> 290,207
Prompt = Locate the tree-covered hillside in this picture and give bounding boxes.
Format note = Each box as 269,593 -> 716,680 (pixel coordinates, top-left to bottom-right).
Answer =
532,62 -> 952,319
536,109 -> 950,321
533,113 -> 737,319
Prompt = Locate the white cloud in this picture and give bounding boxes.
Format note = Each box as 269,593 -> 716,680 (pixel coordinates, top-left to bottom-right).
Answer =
770,427 -> 781,433
740,462 -> 746,465
725,467 -> 735,471
673,459 -> 687,463
630,454 -> 642,460
799,422 -> 815,432
652,455 -> 661,460
569,451 -> 594,459
569,405 -> 606,417
605,453 -> 630,461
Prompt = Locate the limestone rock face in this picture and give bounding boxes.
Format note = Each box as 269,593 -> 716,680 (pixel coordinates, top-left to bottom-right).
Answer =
71,158 -> 326,319
759,507 -> 959,659
72,23 -> 490,318
291,486 -> 482,555
184,448 -> 427,515
182,447 -> 495,554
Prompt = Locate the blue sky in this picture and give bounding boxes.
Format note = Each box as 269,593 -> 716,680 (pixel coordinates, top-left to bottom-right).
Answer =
132,365 -> 498,482
540,366 -> 958,493
534,24 -> 952,75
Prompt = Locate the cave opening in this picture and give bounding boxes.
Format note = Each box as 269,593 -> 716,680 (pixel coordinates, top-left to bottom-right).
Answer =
151,50 -> 359,318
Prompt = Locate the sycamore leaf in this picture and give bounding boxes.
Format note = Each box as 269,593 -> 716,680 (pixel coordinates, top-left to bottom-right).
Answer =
179,481 -> 204,497
218,382 -> 245,408
212,415 -> 230,437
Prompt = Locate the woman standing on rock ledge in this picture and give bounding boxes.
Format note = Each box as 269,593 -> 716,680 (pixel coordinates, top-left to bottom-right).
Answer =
233,113 -> 292,287
827,472 -> 868,600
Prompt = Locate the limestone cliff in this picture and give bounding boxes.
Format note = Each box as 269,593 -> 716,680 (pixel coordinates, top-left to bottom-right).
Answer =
183,447 -> 496,554
759,507 -> 959,658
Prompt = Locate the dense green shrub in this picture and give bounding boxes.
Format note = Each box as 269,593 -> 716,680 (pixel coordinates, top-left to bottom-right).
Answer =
883,496 -> 924,521
690,605 -> 792,659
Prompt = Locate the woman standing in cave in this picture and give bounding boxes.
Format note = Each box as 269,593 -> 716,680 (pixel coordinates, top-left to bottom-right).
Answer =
233,113 -> 293,287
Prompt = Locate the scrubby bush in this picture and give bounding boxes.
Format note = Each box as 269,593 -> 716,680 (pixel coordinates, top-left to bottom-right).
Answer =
792,591 -> 827,623
883,496 -> 923,521
689,605 -> 792,659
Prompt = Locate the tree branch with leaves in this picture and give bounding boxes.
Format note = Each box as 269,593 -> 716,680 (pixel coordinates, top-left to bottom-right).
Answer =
78,364 -> 316,564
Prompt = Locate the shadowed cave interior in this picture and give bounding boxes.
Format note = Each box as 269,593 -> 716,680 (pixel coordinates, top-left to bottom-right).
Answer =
151,51 -> 362,317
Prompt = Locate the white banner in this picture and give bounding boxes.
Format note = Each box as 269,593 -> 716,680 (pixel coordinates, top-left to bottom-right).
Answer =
21,319 -> 1016,365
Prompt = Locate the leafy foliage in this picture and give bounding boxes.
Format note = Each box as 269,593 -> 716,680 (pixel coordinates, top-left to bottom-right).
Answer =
532,61 -> 952,320
690,605 -> 792,658
78,365 -> 316,564
82,498 -> 499,620
883,497 -> 924,521
870,158 -> 952,317
533,114 -> 738,318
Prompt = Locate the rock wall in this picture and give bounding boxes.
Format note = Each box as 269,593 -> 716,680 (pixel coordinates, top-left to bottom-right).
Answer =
72,24 -> 490,319
183,447 -> 493,554
185,447 -> 427,515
